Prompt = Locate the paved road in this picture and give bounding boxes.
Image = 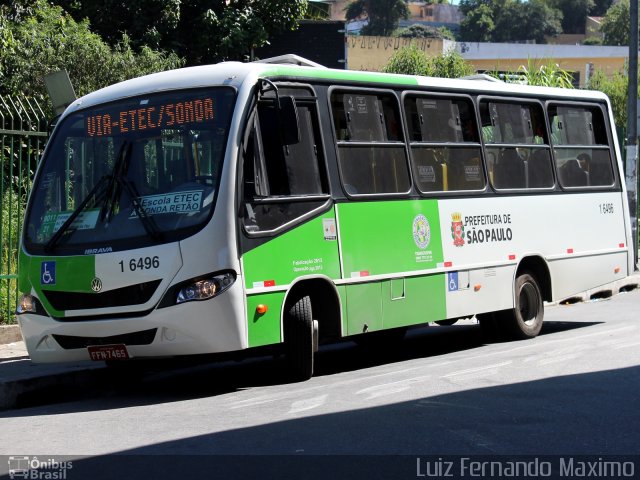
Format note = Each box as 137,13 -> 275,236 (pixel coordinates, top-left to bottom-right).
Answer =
1,289 -> 639,478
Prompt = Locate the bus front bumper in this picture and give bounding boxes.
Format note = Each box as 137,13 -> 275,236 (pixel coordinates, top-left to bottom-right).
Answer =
17,281 -> 248,364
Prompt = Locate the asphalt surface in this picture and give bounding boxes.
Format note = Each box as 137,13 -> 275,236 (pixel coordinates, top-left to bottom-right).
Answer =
0,273 -> 638,411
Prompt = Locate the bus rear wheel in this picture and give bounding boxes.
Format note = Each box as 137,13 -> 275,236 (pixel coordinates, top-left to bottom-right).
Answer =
503,272 -> 544,340
284,296 -> 318,381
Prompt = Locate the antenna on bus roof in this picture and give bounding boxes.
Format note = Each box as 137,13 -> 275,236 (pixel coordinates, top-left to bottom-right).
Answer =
254,54 -> 326,68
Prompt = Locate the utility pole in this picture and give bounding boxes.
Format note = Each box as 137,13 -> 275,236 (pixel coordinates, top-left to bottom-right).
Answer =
626,0 -> 639,267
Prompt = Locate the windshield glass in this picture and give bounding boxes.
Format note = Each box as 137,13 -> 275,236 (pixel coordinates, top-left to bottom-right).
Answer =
24,88 -> 235,254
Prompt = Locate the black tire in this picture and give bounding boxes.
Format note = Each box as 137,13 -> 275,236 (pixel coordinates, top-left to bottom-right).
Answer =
503,272 -> 544,340
284,296 -> 316,381
435,319 -> 457,326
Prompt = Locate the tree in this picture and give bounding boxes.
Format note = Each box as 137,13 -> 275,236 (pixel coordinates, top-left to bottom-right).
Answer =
590,0 -> 614,16
346,0 -> 409,36
52,0 -> 309,65
546,0 -> 594,34
0,1 -> 182,100
459,3 -> 495,42
383,44 -> 474,78
588,68 -> 632,131
459,0 -> 562,43
53,0 -> 181,50
395,24 -> 455,40
600,0 -> 630,46
382,44 -> 431,75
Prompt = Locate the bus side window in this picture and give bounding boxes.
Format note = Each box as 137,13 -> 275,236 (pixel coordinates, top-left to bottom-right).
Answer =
482,100 -> 554,190
405,95 -> 484,193
549,104 -> 615,189
242,99 -> 329,233
332,90 -> 410,195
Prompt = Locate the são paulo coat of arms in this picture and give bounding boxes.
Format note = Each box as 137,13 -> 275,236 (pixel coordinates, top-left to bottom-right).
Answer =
451,212 -> 465,247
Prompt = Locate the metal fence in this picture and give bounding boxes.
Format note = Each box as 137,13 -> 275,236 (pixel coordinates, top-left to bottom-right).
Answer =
0,95 -> 49,323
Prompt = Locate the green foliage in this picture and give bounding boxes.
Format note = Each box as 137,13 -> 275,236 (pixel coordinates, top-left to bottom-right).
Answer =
588,68 -> 631,130
54,0 -> 181,50
394,24 -> 455,40
519,60 -> 575,88
458,4 -> 495,42
0,1 -> 183,100
459,0 -> 562,43
305,1 -> 330,19
582,36 -> 603,45
428,51 -> 475,78
601,0 -> 630,46
346,0 -> 409,36
487,60 -> 575,88
52,0 -> 309,65
382,44 -> 431,75
383,45 -> 474,78
0,187 -> 23,324
590,0 -> 614,16
546,0 -> 594,34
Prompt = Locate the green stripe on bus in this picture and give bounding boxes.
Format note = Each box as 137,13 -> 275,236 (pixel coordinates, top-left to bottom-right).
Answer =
264,66 -> 419,86
337,199 -> 444,275
24,254 -> 96,316
247,291 -> 285,347
242,211 -> 341,289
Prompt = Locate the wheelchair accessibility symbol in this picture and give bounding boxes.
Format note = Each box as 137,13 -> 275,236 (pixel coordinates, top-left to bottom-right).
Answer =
41,261 -> 56,285
447,271 -> 458,292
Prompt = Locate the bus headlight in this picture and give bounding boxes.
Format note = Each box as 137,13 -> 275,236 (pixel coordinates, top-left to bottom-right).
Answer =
176,272 -> 235,304
16,294 -> 47,315
16,294 -> 37,314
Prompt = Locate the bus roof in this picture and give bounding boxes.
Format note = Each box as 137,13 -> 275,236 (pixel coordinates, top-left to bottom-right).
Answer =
65,58 -> 610,116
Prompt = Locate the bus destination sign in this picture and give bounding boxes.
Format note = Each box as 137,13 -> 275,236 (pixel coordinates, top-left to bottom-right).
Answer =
86,97 -> 215,137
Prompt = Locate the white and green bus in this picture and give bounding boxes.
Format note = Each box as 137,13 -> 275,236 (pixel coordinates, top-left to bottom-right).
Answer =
16,56 -> 633,380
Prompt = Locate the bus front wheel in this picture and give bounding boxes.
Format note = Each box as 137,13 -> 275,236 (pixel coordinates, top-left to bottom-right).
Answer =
284,296 -> 318,381
503,272 -> 544,340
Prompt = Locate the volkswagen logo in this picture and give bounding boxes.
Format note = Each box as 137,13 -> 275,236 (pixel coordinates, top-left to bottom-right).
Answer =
91,277 -> 103,293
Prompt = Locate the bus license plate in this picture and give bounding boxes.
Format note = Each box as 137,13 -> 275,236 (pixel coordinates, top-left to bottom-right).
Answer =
87,344 -> 130,361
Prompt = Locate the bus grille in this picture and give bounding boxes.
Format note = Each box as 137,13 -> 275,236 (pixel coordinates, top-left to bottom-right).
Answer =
42,279 -> 162,311
53,328 -> 158,350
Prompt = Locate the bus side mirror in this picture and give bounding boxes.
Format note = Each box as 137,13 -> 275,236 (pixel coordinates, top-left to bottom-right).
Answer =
279,96 -> 300,145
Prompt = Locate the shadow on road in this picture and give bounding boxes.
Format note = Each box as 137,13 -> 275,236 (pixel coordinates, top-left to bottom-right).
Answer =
1,318 -> 602,416
11,363 -> 637,480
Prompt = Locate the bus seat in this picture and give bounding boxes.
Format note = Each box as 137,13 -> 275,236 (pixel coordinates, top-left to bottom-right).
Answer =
413,149 -> 444,192
493,148 -> 525,189
447,153 -> 483,190
559,159 -> 588,187
527,150 -> 553,188
588,155 -> 613,186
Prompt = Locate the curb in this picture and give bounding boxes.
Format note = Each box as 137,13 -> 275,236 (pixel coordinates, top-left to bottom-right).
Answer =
0,365 -> 105,411
0,325 -> 22,345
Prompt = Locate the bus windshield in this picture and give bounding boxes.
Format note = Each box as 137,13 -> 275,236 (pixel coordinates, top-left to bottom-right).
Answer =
24,88 -> 236,255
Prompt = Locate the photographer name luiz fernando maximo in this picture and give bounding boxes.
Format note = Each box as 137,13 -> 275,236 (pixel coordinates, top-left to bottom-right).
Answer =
416,457 -> 636,478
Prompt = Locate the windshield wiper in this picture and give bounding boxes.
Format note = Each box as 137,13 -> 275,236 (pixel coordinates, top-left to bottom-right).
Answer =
99,140 -> 162,240
100,141 -> 130,224
114,176 -> 162,241
44,174 -> 110,253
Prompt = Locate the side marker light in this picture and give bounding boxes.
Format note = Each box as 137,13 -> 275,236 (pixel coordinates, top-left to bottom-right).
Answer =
256,304 -> 268,315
